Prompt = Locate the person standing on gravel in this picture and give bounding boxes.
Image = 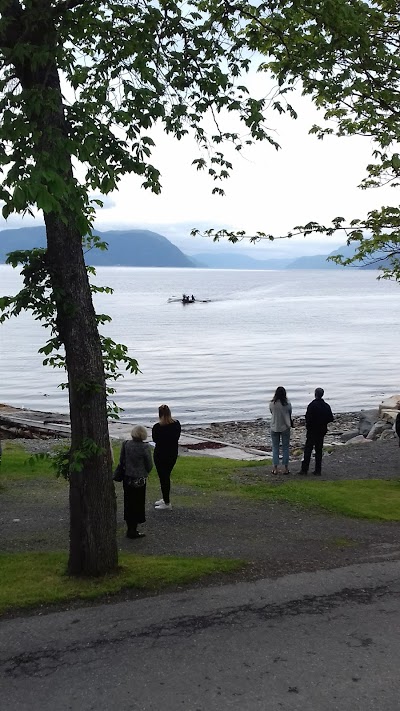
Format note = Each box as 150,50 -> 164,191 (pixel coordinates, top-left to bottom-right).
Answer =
269,386 -> 292,475
298,388 -> 334,476
152,404 -> 181,510
114,425 -> 153,539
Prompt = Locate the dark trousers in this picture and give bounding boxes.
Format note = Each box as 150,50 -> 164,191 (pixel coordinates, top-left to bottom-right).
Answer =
302,431 -> 325,473
123,481 -> 146,531
154,453 -> 177,504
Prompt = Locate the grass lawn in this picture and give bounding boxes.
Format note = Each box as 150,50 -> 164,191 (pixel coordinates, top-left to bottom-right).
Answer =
240,480 -> 400,521
0,442 -> 55,481
2,443 -> 400,521
172,455 -> 400,520
0,551 -> 243,616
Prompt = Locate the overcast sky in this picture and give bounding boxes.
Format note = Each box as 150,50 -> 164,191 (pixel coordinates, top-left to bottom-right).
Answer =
0,74 -> 394,259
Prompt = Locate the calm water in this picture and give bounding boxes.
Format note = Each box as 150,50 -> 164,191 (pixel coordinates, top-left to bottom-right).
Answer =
0,266 -> 399,424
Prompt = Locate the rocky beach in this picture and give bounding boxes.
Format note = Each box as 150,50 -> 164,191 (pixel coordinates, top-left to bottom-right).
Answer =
184,398 -> 400,460
1,397 -> 399,463
184,411 -> 361,456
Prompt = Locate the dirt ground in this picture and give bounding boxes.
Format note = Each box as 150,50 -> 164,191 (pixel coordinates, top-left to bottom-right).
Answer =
1,438 -> 400,595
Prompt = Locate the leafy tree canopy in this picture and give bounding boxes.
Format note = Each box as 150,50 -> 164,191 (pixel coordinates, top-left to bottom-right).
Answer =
195,0 -> 400,281
0,0 -> 276,233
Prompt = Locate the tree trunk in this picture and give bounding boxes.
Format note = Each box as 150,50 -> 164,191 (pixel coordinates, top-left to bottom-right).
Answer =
9,1 -> 118,575
45,213 -> 118,576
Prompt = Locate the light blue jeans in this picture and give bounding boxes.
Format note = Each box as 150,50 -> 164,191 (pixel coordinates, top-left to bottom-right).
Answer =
271,428 -> 290,467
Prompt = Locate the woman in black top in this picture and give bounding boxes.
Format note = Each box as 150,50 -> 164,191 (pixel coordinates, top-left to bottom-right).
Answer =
152,404 -> 181,510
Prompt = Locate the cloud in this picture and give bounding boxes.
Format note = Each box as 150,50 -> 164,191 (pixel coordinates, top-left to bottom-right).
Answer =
89,194 -> 117,210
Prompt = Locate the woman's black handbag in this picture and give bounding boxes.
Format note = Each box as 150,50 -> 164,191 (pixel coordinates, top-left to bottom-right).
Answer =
113,442 -> 126,481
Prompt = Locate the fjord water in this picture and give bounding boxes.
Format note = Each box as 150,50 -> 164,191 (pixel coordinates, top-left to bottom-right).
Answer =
0,266 -> 399,424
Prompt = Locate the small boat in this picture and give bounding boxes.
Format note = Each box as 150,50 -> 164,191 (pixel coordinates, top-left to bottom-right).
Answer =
167,295 -> 211,304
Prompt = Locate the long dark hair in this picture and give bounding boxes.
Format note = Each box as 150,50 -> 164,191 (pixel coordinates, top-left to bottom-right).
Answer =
272,386 -> 287,405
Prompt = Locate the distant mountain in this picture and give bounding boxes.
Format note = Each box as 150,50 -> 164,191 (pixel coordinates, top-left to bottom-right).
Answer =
286,243 -> 358,269
285,242 -> 393,270
0,227 -> 195,267
190,252 -> 293,270
1,228 -> 389,271
0,227 -> 47,262
87,230 -> 194,267
286,253 -> 345,269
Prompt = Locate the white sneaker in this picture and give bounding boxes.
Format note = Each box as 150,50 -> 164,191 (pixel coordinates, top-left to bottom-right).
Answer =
155,502 -> 172,510
154,499 -> 164,506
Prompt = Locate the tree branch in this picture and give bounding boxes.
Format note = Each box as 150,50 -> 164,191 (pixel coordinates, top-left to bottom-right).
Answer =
52,0 -> 87,19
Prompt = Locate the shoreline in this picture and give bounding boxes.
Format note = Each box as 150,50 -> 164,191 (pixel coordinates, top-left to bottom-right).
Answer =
0,401 -> 389,426
1,404 -> 397,458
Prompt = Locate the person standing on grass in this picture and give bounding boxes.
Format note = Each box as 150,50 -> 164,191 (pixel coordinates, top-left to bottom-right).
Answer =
114,425 -> 153,539
269,386 -> 292,475
152,404 -> 181,510
298,388 -> 334,476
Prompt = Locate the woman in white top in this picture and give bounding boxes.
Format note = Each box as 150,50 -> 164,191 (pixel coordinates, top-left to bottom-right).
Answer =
269,386 -> 292,475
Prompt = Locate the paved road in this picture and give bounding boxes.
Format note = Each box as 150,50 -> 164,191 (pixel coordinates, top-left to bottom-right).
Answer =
1,561 -> 399,710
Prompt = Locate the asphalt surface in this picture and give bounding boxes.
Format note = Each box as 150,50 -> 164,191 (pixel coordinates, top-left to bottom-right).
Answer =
1,560 -> 399,710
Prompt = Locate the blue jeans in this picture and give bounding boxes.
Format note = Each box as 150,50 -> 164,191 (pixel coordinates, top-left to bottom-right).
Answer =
271,429 -> 290,467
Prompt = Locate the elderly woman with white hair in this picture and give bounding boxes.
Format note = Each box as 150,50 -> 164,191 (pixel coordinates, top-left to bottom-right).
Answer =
114,425 -> 153,539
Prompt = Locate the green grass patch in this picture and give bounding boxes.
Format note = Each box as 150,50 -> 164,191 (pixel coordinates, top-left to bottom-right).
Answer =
1,443 -> 266,487
0,551 -> 243,616
4,443 -> 399,522
122,448 -> 400,520
240,479 -> 400,521
172,454 -> 400,521
172,454 -> 265,491
0,442 -> 55,481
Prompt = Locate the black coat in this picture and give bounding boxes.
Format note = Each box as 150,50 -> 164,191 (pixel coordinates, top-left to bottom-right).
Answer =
305,398 -> 334,435
152,420 -> 181,460
395,413 -> 400,446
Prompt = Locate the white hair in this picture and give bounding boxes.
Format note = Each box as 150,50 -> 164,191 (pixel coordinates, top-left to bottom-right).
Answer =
131,425 -> 148,441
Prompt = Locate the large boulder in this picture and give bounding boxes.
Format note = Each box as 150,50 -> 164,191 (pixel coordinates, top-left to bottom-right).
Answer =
341,430 -> 360,443
380,409 -> 400,425
358,409 -> 379,436
378,395 -> 400,413
345,435 -> 373,446
380,429 -> 396,441
366,421 -> 393,440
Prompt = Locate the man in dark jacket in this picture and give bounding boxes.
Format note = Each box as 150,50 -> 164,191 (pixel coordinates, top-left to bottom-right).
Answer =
298,388 -> 334,476
395,412 -> 400,447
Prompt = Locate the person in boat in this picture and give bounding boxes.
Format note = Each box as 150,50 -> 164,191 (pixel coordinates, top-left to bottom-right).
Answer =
191,295 -> 195,302
182,294 -> 189,303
